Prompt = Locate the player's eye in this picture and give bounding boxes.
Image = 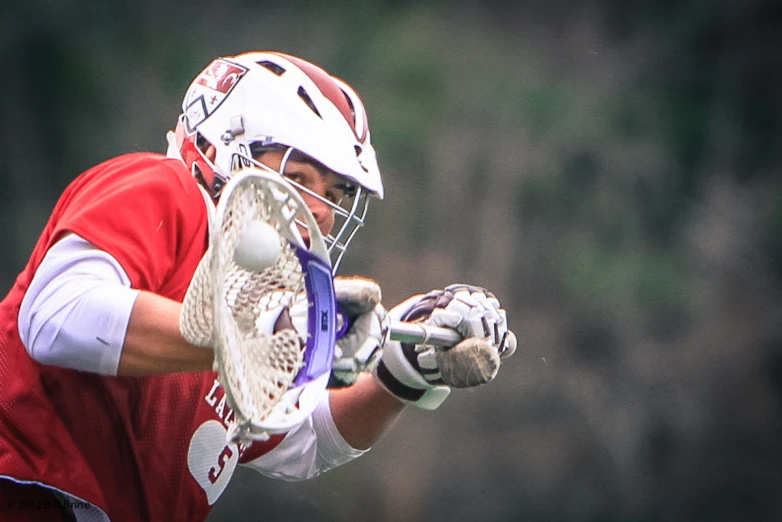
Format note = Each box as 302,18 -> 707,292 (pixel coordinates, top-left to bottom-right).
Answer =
284,171 -> 317,193
325,190 -> 342,205
284,172 -> 302,185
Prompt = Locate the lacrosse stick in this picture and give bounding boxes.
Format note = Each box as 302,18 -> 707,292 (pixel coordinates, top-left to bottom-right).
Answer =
388,321 -> 461,346
180,167 -> 463,444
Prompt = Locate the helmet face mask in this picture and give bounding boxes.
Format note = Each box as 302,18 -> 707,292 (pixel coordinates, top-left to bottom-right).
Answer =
174,52 -> 382,273
242,143 -> 370,273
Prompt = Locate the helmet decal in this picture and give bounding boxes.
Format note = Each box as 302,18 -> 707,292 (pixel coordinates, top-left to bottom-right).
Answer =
184,60 -> 248,133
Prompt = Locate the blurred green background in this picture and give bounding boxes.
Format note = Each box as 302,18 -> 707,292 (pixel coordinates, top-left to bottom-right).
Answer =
2,0 -> 781,520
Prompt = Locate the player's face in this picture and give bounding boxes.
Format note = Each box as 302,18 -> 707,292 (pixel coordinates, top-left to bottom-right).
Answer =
253,150 -> 353,238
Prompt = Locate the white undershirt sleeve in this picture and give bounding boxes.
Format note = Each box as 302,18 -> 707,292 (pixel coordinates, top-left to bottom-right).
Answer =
240,392 -> 367,481
18,233 -> 140,375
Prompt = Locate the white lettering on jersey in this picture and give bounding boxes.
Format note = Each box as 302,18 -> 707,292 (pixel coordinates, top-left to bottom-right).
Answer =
204,379 -> 219,406
203,378 -> 236,425
215,394 -> 227,418
188,379 -> 248,504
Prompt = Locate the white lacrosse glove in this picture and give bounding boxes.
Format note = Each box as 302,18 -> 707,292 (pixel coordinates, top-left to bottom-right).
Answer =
329,276 -> 390,387
373,284 -> 517,410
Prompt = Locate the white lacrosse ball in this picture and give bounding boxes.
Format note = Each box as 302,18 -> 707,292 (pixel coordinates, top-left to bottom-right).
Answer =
233,220 -> 282,272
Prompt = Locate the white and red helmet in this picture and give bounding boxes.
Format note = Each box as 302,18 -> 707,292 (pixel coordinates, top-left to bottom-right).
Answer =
174,51 -> 383,271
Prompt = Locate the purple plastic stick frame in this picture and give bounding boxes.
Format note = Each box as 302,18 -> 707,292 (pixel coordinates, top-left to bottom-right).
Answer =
292,242 -> 336,387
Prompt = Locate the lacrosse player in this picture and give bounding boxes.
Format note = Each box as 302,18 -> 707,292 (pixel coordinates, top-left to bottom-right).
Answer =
0,51 -> 515,522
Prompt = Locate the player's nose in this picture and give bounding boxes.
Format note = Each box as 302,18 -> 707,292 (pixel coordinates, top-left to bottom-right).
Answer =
290,189 -> 333,240
307,196 -> 335,235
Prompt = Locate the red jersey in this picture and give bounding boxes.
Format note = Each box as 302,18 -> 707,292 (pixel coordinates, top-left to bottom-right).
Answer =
0,153 -> 283,521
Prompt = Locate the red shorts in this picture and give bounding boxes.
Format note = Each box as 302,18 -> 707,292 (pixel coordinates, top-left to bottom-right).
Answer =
0,479 -> 77,522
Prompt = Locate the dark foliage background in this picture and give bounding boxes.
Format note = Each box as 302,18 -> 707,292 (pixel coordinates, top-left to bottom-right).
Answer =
2,1 -> 781,520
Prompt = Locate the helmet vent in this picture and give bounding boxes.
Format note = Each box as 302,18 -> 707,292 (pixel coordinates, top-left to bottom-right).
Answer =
257,60 -> 286,76
341,90 -> 356,120
355,145 -> 368,172
297,86 -> 322,118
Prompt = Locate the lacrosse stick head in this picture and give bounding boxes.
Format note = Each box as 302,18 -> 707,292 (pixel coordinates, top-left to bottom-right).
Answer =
184,168 -> 340,443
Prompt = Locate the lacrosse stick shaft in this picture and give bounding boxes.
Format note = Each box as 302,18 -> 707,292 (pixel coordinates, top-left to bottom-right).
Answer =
389,322 -> 462,347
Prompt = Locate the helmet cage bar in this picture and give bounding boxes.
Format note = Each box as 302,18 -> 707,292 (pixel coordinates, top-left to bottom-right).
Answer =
324,187 -> 368,270
229,145 -> 369,274
287,186 -> 367,274
328,189 -> 367,273
276,147 -> 369,274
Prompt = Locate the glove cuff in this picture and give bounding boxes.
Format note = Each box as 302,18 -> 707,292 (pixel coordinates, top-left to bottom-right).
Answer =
373,340 -> 450,410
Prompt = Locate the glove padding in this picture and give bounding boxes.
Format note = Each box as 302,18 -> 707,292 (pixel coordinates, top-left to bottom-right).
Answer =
374,284 -> 516,410
329,276 -> 390,387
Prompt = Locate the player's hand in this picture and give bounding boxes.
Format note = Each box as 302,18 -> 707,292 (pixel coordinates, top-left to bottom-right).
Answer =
374,284 -> 516,410
329,276 -> 390,387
